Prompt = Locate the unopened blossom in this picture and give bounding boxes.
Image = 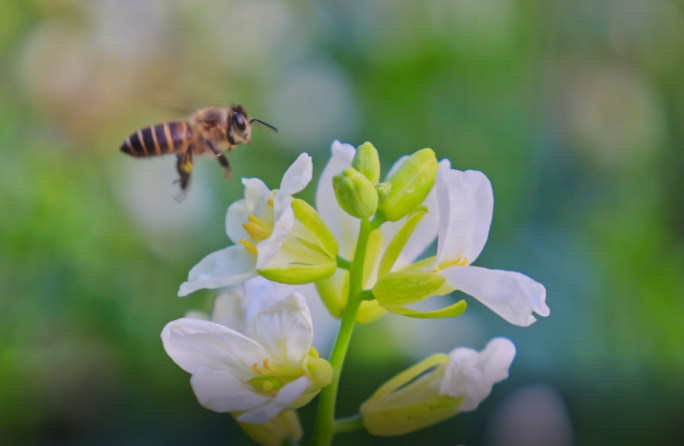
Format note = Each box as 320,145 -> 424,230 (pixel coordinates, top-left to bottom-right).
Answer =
163,278 -> 332,423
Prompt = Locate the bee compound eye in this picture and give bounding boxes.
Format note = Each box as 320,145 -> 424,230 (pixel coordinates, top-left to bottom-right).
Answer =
233,112 -> 246,130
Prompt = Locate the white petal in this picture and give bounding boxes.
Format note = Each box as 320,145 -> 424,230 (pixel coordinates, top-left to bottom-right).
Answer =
275,153 -> 313,219
178,245 -> 258,297
161,318 -> 266,382
190,370 -> 269,413
434,166 -> 493,268
440,338 -> 516,411
276,282 -> 339,357
256,204 -> 295,270
441,266 -> 549,327
247,294 -> 313,369
237,376 -> 310,423
242,276 -> 287,325
315,141 -> 359,258
225,178 -> 272,244
185,310 -> 209,321
210,289 -> 246,333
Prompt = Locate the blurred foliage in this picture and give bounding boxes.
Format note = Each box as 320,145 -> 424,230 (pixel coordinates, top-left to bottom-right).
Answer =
1,0 -> 684,445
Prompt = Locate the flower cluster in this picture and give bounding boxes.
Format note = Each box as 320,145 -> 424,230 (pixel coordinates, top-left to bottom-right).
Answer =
161,141 -> 549,446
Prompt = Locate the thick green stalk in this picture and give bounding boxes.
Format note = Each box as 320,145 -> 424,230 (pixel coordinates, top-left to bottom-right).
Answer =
312,218 -> 373,446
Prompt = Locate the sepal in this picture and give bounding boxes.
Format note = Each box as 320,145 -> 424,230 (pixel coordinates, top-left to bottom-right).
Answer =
234,410 -> 303,446
259,199 -> 339,284
386,299 -> 466,319
372,272 -> 446,307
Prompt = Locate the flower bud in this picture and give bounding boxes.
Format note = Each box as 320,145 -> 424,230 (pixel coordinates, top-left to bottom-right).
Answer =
372,272 -> 446,308
377,149 -> 438,222
352,142 -> 381,184
375,182 -> 392,204
235,411 -> 303,446
333,167 -> 379,219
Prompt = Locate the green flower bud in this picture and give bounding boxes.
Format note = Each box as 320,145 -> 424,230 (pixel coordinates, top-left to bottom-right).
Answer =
352,142 -> 381,184
372,272 -> 446,308
375,182 -> 392,204
333,167 -> 379,219
377,149 -> 438,222
235,411 -> 303,446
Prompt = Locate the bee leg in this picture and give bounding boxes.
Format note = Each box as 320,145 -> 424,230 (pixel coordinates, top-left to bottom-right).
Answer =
205,140 -> 232,179
173,151 -> 193,201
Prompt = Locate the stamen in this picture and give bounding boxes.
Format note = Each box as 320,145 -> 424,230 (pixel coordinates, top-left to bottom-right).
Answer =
242,214 -> 273,242
267,198 -> 274,207
239,240 -> 258,255
263,358 -> 272,370
434,256 -> 469,272
252,363 -> 263,375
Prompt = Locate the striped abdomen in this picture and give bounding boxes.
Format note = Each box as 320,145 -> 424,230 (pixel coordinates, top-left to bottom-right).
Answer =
120,121 -> 193,157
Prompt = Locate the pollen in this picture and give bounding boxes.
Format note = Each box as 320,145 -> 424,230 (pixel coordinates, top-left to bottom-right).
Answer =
240,239 -> 258,255
243,214 -> 273,242
267,198 -> 274,207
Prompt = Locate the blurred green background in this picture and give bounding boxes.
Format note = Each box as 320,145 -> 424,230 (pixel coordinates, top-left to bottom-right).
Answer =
1,0 -> 683,445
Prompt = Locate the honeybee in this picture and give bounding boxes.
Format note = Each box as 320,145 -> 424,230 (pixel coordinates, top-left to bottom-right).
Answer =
120,105 -> 277,194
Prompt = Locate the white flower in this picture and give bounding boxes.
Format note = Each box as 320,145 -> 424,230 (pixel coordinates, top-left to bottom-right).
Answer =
162,277 -> 332,423
178,154 -> 318,296
360,338 -> 516,436
430,161 -> 549,326
314,141 -> 440,322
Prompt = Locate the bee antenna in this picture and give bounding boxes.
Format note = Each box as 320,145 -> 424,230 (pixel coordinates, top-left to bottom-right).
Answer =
250,118 -> 278,132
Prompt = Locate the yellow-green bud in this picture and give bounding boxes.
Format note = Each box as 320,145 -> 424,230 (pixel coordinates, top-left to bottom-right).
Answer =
333,167 -> 379,219
375,182 -> 392,204
235,411 -> 303,446
353,142 -> 381,184
372,272 -> 445,307
377,149 -> 438,222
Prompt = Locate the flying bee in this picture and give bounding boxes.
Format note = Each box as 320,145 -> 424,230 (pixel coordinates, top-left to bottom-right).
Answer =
119,105 -> 277,195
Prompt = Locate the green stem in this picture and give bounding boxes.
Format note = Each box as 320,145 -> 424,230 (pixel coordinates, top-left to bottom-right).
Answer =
312,218 -> 373,446
336,255 -> 352,270
333,414 -> 364,433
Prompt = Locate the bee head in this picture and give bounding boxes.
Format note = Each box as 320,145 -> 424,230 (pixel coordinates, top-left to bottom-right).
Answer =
229,105 -> 250,144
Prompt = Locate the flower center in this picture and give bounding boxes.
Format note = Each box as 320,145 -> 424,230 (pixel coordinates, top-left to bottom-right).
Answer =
249,358 -> 305,397
432,255 -> 469,273
238,199 -> 276,255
